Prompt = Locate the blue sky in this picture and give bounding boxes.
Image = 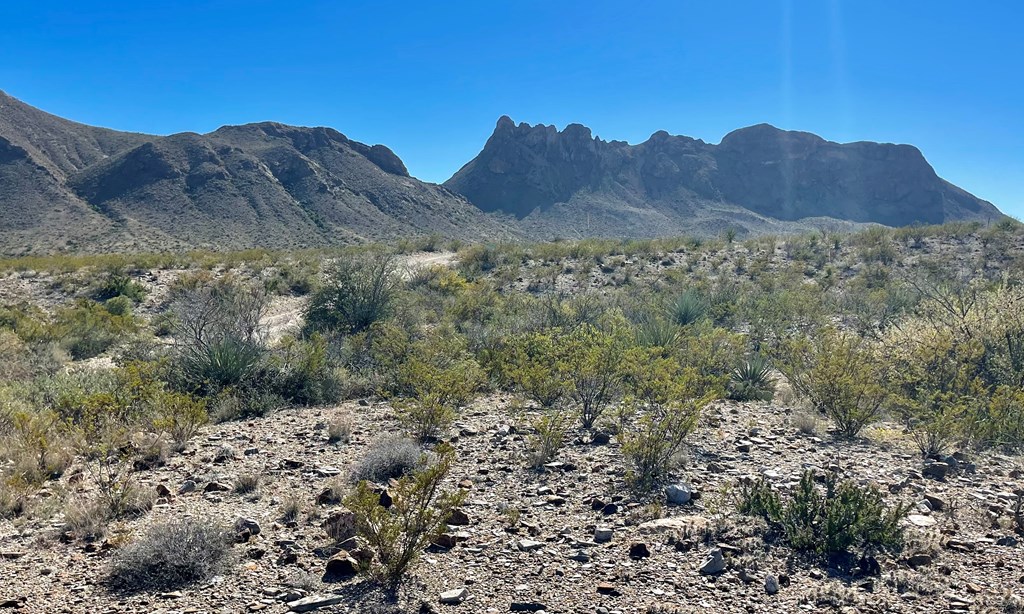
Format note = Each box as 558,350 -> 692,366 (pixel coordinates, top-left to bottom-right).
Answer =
2,1 -> 1021,217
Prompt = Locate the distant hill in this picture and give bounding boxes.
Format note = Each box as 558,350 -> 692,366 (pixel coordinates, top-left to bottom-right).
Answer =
444,117 -> 1003,239
0,91 -> 513,255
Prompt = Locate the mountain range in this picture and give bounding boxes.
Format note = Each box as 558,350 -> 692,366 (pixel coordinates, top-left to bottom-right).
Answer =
0,91 -> 1003,254
0,91 -> 511,255
445,117 -> 1001,239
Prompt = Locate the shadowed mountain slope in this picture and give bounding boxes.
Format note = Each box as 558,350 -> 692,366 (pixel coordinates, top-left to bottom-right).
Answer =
444,117 -> 1002,238
0,91 -> 512,255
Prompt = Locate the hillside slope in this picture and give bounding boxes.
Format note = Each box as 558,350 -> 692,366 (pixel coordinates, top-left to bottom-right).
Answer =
0,92 -> 512,254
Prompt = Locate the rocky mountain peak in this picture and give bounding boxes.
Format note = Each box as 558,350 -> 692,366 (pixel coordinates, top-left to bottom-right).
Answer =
444,116 -> 1002,233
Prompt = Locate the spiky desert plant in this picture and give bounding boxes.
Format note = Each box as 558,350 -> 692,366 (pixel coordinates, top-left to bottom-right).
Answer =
728,355 -> 776,402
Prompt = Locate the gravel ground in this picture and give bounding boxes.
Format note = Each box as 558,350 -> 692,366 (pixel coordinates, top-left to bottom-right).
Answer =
2,394 -> 1022,613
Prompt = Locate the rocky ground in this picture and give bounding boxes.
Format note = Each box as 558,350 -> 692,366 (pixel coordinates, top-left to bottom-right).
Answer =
2,393 -> 1022,613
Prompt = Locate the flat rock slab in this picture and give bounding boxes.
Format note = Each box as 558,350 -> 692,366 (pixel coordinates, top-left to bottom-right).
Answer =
638,515 -> 709,534
288,594 -> 345,612
907,514 -> 937,527
440,587 -> 468,604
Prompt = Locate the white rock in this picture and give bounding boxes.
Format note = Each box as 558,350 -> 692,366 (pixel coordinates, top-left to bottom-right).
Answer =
440,587 -> 468,604
907,514 -> 936,527
699,548 -> 726,575
665,484 -> 692,505
593,527 -> 614,543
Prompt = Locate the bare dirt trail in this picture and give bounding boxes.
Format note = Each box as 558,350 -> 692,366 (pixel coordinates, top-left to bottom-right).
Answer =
397,250 -> 458,276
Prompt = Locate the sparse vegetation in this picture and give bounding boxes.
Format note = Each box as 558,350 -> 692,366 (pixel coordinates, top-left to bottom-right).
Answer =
1,222 -> 1023,609
345,443 -> 467,587
304,252 -> 400,335
108,518 -> 231,593
350,436 -> 424,484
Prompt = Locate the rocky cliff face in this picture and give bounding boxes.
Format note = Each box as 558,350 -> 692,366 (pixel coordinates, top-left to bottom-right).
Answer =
0,92 -> 512,255
445,117 -> 1002,236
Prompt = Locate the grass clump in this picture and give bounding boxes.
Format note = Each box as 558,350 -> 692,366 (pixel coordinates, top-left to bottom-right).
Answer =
234,473 -> 260,494
350,436 -> 423,484
738,470 -> 909,555
327,413 -> 352,444
108,518 -> 231,593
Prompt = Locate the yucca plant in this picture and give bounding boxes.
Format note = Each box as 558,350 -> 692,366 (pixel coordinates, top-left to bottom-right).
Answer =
728,354 -> 776,402
667,290 -> 707,327
634,314 -> 681,350
181,336 -> 265,393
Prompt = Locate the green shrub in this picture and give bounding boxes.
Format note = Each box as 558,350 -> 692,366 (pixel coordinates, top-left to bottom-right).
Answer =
728,354 -> 776,402
618,348 -> 715,490
85,431 -> 154,520
633,314 -> 680,350
738,471 -> 909,555
338,321 -> 411,395
885,282 -> 1024,452
396,332 -> 484,441
560,323 -> 626,429
108,518 -> 231,593
304,252 -> 399,335
264,262 -> 315,296
179,337 -> 266,394
6,409 -> 70,485
91,272 -> 147,303
103,295 -> 134,317
502,331 -> 566,408
345,443 -> 467,587
0,303 -> 52,343
54,299 -> 136,360
150,390 -> 208,448
778,328 -> 887,438
275,334 -> 342,406
527,410 -> 569,468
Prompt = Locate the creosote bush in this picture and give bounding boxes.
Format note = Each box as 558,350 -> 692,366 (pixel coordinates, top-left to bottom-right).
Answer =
738,470 -> 909,555
527,410 -> 569,468
778,328 -> 886,438
618,347 -> 717,490
108,518 -> 231,593
345,443 -> 467,587
396,332 -> 484,442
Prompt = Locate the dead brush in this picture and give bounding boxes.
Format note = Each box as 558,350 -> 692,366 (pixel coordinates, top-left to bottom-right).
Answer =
234,473 -> 260,495
327,413 -> 352,444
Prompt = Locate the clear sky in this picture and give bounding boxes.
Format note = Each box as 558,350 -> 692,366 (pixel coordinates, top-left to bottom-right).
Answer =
2,1 -> 1021,217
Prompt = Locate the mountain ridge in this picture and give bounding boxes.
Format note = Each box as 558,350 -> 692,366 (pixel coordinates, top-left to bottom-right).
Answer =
444,116 -> 1001,238
0,91 -> 512,255
0,92 -> 1005,254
